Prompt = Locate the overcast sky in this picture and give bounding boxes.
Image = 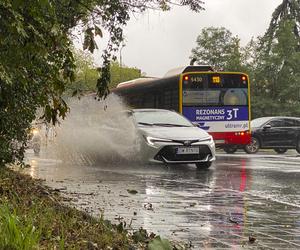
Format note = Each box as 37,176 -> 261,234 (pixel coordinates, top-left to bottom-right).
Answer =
92,0 -> 282,77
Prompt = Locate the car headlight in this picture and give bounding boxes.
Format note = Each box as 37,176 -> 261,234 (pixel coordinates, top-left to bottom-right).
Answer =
31,128 -> 39,135
144,136 -> 172,146
199,135 -> 213,143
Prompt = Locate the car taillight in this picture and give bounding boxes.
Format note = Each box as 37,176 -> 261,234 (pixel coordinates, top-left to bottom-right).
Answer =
235,131 -> 250,136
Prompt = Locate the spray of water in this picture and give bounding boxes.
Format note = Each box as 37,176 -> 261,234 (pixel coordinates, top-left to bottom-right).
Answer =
49,94 -> 140,166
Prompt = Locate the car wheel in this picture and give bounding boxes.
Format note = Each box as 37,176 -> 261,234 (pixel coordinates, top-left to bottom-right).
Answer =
195,162 -> 212,169
274,148 -> 287,154
244,137 -> 260,154
296,138 -> 300,154
223,146 -> 237,154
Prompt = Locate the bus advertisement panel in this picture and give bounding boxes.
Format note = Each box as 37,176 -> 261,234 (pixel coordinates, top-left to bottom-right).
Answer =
181,73 -> 251,146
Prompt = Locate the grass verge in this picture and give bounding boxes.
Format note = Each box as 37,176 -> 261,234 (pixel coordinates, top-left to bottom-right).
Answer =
0,167 -> 184,249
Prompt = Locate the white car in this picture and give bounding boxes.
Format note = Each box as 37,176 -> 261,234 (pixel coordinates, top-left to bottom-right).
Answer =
130,109 -> 216,169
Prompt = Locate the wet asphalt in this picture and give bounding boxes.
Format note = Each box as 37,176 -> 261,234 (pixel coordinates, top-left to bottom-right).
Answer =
24,150 -> 300,249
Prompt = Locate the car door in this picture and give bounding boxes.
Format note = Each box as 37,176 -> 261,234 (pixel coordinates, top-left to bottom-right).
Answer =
295,119 -> 300,146
260,118 -> 286,147
282,119 -> 298,146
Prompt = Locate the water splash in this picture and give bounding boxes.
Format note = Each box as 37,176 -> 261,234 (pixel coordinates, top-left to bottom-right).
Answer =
50,94 -> 139,166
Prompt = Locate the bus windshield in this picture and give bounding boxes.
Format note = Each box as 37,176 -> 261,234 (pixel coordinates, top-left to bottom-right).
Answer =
182,73 -> 248,106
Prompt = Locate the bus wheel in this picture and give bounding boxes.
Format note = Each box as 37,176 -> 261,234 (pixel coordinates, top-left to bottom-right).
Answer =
223,146 -> 237,154
196,162 -> 212,170
244,137 -> 260,154
274,148 -> 287,154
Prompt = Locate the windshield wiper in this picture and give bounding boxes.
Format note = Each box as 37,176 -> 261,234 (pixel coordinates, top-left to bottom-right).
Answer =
152,123 -> 191,127
138,122 -> 153,126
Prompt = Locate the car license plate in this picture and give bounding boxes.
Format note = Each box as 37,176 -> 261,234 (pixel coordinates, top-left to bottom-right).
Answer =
177,147 -> 199,154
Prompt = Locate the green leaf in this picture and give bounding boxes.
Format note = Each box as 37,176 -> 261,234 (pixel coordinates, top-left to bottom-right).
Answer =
132,228 -> 148,243
148,236 -> 172,250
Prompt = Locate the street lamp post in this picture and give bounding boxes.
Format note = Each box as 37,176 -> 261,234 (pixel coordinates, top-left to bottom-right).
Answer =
119,43 -> 125,80
119,43 -> 125,67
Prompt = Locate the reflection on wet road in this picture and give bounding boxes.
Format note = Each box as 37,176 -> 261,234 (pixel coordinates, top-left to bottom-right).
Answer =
24,151 -> 300,249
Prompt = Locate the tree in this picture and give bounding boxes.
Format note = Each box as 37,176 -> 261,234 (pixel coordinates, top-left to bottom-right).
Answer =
0,0 -> 74,165
190,27 -> 244,71
66,51 -> 143,94
252,20 -> 300,117
250,0 -> 300,118
0,0 -> 204,167
66,50 -> 99,96
109,62 -> 142,89
263,0 -> 300,53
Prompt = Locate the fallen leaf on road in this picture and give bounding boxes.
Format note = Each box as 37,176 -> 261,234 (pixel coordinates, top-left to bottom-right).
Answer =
144,203 -> 153,211
127,189 -> 138,194
249,235 -> 256,243
229,217 -> 239,224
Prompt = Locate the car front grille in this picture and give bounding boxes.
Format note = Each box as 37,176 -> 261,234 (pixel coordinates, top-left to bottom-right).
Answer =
154,145 -> 212,162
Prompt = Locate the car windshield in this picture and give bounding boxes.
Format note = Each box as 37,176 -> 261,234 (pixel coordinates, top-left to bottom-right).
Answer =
251,117 -> 271,128
133,110 -> 193,127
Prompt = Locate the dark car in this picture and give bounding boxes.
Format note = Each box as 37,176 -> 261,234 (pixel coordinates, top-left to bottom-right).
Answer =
244,117 -> 300,154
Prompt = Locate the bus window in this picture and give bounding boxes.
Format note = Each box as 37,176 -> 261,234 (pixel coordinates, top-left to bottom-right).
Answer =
143,93 -> 155,108
182,73 -> 248,106
163,89 -> 172,108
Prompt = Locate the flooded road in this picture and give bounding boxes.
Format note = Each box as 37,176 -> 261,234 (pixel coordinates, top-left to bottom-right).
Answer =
24,150 -> 300,249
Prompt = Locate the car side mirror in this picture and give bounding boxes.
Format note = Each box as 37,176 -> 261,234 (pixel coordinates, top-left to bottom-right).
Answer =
263,124 -> 271,130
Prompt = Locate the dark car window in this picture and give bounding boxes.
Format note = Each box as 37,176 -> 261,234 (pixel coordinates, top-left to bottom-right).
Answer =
283,119 -> 297,127
251,117 -> 272,128
267,119 -> 285,127
294,119 -> 300,127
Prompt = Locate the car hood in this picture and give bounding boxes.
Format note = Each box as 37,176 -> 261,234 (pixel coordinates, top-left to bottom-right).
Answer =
138,126 -> 210,140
